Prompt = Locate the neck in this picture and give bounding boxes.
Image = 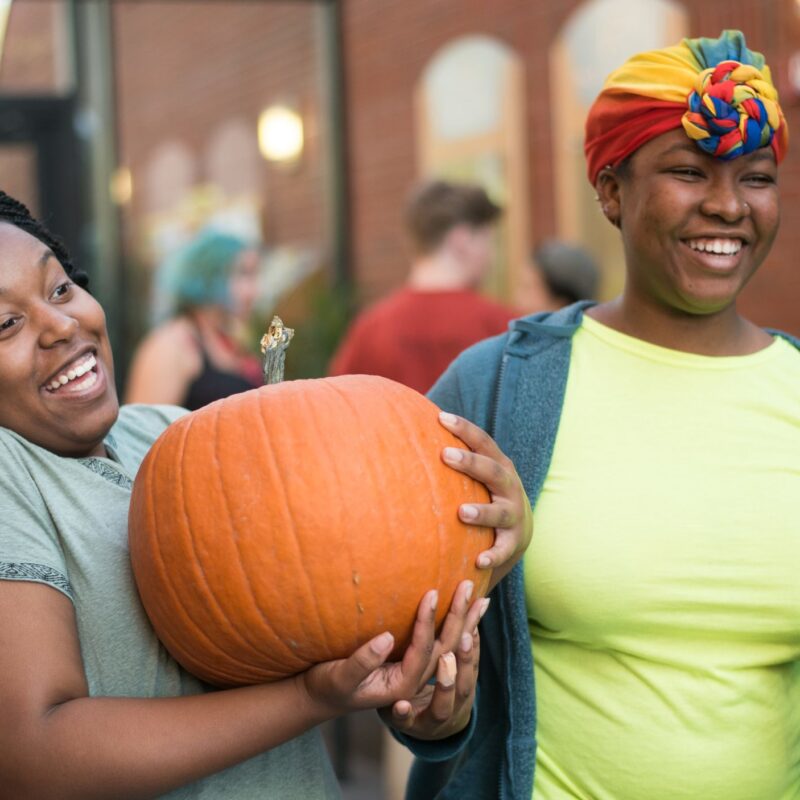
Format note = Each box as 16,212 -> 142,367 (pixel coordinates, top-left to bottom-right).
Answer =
407,252 -> 477,291
587,295 -> 772,356
189,306 -> 231,337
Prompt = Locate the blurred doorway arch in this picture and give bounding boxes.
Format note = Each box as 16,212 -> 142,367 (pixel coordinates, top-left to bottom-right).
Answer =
415,34 -> 530,303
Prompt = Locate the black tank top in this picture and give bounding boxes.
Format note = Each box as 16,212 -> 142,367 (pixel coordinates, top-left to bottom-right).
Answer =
183,342 -> 259,411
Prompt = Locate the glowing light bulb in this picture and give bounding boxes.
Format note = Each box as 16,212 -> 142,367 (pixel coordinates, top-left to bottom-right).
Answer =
258,105 -> 304,164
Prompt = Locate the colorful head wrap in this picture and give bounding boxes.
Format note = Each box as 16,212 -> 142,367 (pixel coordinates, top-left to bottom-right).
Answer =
584,30 -> 788,185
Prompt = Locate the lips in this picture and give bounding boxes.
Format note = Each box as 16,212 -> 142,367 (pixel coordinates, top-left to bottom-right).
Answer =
679,234 -> 750,273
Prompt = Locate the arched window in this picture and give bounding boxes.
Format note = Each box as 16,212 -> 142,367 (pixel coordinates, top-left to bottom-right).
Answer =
415,35 -> 529,302
551,0 -> 688,297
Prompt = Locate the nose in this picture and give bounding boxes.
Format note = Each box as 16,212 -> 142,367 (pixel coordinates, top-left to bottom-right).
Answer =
37,304 -> 79,348
699,176 -> 749,223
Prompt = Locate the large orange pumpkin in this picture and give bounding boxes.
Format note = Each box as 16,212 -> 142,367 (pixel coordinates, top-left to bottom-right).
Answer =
129,374 -> 493,687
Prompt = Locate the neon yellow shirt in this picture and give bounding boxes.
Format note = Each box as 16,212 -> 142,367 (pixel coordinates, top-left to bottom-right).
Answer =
526,315 -> 800,800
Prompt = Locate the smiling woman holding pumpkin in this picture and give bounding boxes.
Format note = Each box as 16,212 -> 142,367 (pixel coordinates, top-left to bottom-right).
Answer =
406,30 -> 800,800
0,190 -> 532,799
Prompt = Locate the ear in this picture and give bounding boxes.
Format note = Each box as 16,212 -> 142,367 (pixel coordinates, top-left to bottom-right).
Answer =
595,167 -> 622,229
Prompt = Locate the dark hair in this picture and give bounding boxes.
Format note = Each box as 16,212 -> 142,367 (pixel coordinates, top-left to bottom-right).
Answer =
532,239 -> 600,305
405,179 -> 501,253
0,191 -> 88,289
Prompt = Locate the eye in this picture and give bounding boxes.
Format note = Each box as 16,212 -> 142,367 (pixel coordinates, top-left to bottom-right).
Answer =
743,173 -> 776,187
0,316 -> 20,335
51,281 -> 73,300
668,167 -> 704,180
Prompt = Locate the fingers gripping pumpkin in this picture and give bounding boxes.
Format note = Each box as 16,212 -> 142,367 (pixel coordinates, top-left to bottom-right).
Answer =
128,374 -> 493,687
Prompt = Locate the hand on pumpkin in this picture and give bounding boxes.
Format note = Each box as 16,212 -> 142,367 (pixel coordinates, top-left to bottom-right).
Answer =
379,593 -> 486,741
297,579 -> 485,735
439,411 -> 533,587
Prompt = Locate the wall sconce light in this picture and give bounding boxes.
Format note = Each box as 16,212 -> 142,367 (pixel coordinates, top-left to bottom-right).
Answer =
258,104 -> 304,164
109,166 -> 133,205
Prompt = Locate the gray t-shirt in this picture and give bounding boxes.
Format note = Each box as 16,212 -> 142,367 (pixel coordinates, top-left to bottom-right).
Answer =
0,403 -> 340,799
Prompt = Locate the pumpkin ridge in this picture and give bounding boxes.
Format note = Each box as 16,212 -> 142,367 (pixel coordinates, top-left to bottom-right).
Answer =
291,384 -> 341,658
380,383 -> 446,625
178,407 -> 270,674
233,393 -> 310,675
325,377 -> 404,646
148,414 -> 242,677
253,388 -> 329,667
210,399 -> 295,674
174,412 -> 264,681
244,391 -> 310,675
303,380 -> 366,655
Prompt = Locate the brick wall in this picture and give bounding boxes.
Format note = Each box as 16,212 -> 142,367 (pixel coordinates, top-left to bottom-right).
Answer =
0,0 -> 63,93
341,0 -> 800,334
340,0 -> 552,303
112,1 -> 326,255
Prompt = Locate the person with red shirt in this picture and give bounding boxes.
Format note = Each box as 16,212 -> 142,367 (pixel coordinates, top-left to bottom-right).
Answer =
328,179 -> 517,394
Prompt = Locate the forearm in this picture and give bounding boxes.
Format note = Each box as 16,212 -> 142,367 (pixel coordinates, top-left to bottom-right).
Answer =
6,677 -> 331,800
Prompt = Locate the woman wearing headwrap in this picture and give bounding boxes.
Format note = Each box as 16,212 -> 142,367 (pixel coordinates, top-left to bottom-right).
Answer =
400,30 -> 800,799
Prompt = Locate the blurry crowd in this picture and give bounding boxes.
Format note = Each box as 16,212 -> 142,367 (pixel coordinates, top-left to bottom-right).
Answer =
124,177 -> 598,406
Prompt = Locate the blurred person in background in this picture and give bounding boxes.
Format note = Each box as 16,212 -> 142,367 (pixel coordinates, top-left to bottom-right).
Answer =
517,239 -> 600,313
125,229 -> 263,409
328,179 -> 517,394
403,30 -> 800,800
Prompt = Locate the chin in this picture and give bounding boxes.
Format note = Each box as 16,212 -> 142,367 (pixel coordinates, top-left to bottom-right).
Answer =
675,294 -> 737,317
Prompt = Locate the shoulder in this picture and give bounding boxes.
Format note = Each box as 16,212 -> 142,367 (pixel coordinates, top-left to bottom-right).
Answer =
110,405 -> 188,472
427,332 -> 509,425
767,328 -> 800,351
0,427 -> 40,475
115,404 -> 188,440
449,301 -> 591,374
351,290 -> 409,325
131,318 -> 201,369
427,301 -> 591,422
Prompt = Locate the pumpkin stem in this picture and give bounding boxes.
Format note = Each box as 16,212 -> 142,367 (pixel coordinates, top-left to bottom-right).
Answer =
260,316 -> 295,385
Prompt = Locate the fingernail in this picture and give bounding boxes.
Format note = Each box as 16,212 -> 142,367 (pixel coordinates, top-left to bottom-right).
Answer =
430,590 -> 439,612
460,504 -> 478,521
395,702 -> 410,718
464,580 -> 474,602
460,632 -> 473,653
370,632 -> 393,655
437,652 -> 457,687
444,447 -> 463,463
477,553 -> 491,568
479,598 -> 491,618
439,411 -> 457,425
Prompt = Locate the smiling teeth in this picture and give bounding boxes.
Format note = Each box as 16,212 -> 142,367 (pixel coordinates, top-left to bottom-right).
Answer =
687,238 -> 742,255
47,354 -> 96,391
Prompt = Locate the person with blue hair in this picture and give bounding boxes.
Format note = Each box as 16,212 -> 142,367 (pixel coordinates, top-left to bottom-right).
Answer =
125,229 -> 263,409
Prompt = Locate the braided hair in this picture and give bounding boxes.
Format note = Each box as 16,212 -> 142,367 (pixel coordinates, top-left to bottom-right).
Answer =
0,191 -> 89,289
